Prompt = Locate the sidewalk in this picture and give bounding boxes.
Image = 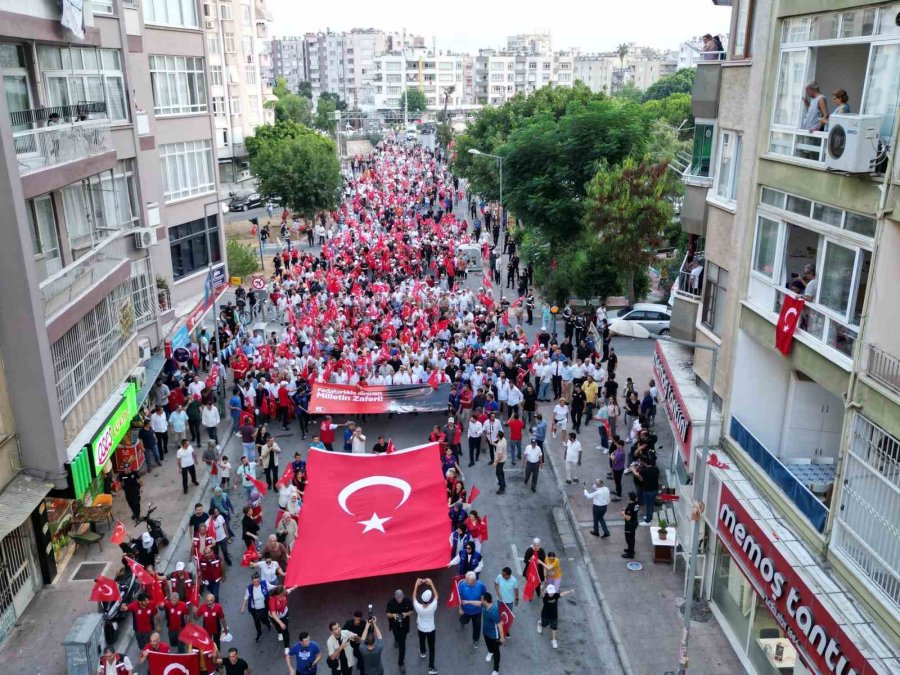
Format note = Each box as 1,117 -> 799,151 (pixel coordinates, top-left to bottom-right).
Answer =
541,354 -> 743,675
0,418 -> 238,674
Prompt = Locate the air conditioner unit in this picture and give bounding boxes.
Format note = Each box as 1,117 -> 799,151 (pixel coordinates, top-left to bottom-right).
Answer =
205,20 -> 216,29
134,228 -> 157,249
130,365 -> 147,390
825,113 -> 881,173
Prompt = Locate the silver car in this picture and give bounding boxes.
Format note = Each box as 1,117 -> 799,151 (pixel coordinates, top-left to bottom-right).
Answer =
616,303 -> 672,336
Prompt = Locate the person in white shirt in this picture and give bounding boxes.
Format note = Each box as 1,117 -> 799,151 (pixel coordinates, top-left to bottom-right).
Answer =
467,417 -> 484,467
209,507 -> 232,565
169,405 -> 188,446
583,479 -> 611,537
552,400 -> 569,443
150,406 -> 169,458
97,647 -> 133,675
187,377 -> 205,399
250,552 -> 284,586
351,427 -> 367,454
496,376 -> 510,414
412,578 -> 438,673
506,384 -> 523,419
564,433 -> 582,484
522,438 -> 544,492
175,439 -> 199,494
201,402 -> 220,442
483,413 -> 503,463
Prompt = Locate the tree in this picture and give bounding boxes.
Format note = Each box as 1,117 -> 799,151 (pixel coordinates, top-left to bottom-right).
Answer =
585,157 -> 675,302
641,68 -> 696,102
314,97 -> 337,136
273,94 -> 313,125
642,92 -> 693,135
614,84 -> 643,103
297,81 -> 313,99
248,124 -> 341,219
272,76 -> 291,99
226,240 -> 259,278
436,123 -> 453,149
441,85 -> 456,123
400,88 -> 427,115
616,43 -> 629,70
319,91 -> 348,111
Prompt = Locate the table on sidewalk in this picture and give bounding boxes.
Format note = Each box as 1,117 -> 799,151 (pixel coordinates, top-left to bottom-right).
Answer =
650,527 -> 676,564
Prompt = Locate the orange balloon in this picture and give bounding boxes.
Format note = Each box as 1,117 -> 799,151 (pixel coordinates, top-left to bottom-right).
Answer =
550,306 -> 559,314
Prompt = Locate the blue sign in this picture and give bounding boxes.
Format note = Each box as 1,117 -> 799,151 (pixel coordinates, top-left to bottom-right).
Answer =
212,266 -> 226,289
171,324 -> 190,350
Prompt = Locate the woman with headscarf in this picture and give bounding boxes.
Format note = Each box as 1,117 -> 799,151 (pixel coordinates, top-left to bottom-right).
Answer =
209,487 -> 235,540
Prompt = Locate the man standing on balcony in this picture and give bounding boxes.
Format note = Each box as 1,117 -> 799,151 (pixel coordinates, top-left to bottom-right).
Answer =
801,81 -> 829,132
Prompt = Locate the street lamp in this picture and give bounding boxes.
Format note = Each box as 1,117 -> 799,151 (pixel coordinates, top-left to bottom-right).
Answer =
657,334 -> 718,675
203,197 -> 231,410
467,148 -> 505,285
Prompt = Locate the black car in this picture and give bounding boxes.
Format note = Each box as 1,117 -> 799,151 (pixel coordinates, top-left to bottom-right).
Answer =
228,192 -> 263,211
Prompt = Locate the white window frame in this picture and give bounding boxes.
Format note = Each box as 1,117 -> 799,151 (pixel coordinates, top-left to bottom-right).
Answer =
218,4 -> 232,20
245,65 -> 257,84
207,34 -> 220,55
229,97 -> 241,115
159,140 -> 215,203
143,0 -> 199,28
711,129 -> 742,205
224,33 -> 237,54
210,64 -> 223,87
39,46 -> 129,124
149,55 -> 208,116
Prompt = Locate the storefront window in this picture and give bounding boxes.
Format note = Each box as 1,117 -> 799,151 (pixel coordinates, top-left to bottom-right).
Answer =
711,543 -> 753,644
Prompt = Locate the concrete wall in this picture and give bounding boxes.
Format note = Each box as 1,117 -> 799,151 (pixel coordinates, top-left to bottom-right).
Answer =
862,216 -> 900,368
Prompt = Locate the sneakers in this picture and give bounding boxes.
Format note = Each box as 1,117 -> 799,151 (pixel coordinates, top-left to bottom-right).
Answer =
429,669 -> 438,675
589,530 -> 600,537
602,448 -> 610,455
639,521 -> 651,527
601,533 -> 610,538
420,652 -> 427,659
485,652 -> 493,662
595,445 -> 604,450
473,642 -> 479,649
551,639 -> 559,649
536,620 -> 542,634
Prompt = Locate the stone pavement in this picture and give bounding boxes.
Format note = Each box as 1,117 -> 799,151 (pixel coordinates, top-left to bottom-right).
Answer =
538,354 -> 742,675
0,415 -> 238,675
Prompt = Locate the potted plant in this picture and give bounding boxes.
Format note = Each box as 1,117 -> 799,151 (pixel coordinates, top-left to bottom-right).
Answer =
658,519 -> 669,540
156,275 -> 170,311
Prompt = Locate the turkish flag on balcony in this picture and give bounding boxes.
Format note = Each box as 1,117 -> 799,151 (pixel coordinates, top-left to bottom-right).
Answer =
148,652 -> 199,675
775,295 -> 806,355
284,443 -> 448,587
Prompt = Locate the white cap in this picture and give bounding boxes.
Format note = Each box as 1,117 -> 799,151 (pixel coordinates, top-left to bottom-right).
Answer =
448,417 -> 455,423
532,537 -> 541,546
421,589 -> 433,602
546,584 -> 557,594
175,561 -> 185,571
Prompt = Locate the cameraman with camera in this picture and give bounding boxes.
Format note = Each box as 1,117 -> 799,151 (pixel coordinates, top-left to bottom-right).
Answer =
358,616 -> 384,675
385,589 -> 413,673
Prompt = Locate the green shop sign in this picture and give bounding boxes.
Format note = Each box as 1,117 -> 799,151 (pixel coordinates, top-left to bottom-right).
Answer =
90,382 -> 138,475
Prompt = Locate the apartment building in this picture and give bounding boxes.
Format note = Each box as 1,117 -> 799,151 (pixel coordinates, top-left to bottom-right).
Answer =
343,29 -> 386,111
574,46 -> 678,94
663,0 -> 900,672
304,30 -> 344,102
269,35 -> 305,91
472,47 -> 576,106
0,0 -> 224,632
506,32 -> 552,55
202,0 -> 271,186
372,49 -> 473,111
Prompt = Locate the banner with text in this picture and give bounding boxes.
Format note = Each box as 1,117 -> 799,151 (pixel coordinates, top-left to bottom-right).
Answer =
309,382 -> 450,415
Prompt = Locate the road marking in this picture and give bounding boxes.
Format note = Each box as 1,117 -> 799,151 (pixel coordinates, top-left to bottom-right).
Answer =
510,543 -> 519,571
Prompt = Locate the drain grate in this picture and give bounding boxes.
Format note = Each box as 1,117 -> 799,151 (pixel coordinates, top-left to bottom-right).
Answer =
72,562 -> 108,581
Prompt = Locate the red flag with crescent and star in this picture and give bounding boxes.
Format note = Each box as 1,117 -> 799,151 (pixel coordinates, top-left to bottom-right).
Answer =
110,521 -> 127,545
90,575 -> 121,602
148,651 -> 200,675
499,601 -> 516,632
523,555 -> 541,602
446,574 -> 465,607
248,475 -> 268,496
775,295 -> 805,355
284,443 -> 447,586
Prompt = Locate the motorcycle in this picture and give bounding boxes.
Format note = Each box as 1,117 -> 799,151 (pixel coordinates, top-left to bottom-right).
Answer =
98,552 -> 139,646
137,503 -> 169,548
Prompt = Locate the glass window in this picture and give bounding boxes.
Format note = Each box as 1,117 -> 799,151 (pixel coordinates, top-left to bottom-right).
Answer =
840,8 -> 876,38
772,50 -> 807,127
760,187 -> 784,208
27,196 -> 62,275
711,545 -> 753,646
691,123 -> 715,177
144,0 -> 199,27
753,216 -> 779,278
207,34 -> 220,55
877,3 -> 900,35
149,55 -> 207,115
845,212 -> 876,237
732,0 -> 755,58
159,140 -> 215,202
40,46 -> 129,123
714,130 -> 741,202
862,43 -> 900,139
810,13 -> 839,41
819,241 -> 856,315
702,263 -> 729,334
785,194 -> 812,217
168,215 -> 221,279
812,202 -> 842,227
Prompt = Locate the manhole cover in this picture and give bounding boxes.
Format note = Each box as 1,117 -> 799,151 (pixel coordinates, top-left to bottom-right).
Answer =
72,562 -> 108,581
626,561 -> 644,571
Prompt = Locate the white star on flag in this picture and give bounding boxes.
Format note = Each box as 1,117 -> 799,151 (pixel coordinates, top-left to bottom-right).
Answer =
357,512 -> 392,533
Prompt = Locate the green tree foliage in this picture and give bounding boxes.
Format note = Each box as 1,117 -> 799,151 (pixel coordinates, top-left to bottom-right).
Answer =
272,76 -> 290,98
436,123 -> 453,149
641,92 -> 692,135
614,83 -> 643,103
318,91 -> 348,111
273,94 -> 313,125
226,240 -> 259,278
245,120 -> 305,162
585,157 -> 674,302
315,97 -> 337,135
641,68 -> 696,102
297,81 -> 313,99
248,123 -> 341,219
400,88 -> 428,115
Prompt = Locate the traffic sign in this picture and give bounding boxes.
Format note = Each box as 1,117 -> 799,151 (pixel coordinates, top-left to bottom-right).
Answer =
251,276 -> 265,290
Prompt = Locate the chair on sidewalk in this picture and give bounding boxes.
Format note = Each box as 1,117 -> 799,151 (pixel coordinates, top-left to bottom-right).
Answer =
70,528 -> 103,558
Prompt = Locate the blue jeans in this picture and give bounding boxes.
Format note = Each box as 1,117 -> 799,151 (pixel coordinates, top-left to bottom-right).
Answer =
643,490 -> 658,523
146,443 -> 162,467
509,440 -> 521,462
231,414 -> 240,434
598,423 -> 609,449
538,382 -> 550,400
243,442 -> 258,462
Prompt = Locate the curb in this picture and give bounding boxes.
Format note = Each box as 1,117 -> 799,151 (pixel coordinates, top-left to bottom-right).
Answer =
543,435 -> 635,675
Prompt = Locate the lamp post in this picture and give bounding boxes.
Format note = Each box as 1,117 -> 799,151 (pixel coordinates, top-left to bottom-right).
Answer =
203,197 -> 230,409
657,334 -> 719,674
467,147 -> 504,285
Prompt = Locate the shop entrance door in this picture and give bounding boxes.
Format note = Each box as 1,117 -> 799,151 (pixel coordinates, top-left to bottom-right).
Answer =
0,521 -> 40,635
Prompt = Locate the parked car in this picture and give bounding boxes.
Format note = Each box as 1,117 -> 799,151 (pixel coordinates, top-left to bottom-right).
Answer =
615,303 -> 672,336
228,193 -> 263,212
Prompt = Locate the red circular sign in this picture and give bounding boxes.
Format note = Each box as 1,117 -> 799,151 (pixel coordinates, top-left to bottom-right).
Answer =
251,276 -> 265,290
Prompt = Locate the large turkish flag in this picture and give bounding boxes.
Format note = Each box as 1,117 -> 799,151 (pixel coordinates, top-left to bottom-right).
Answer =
775,295 -> 806,355
285,443 -> 448,586
148,651 -> 199,675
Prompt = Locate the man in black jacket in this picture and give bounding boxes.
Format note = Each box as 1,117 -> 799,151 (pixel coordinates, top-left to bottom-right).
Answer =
386,589 -> 413,673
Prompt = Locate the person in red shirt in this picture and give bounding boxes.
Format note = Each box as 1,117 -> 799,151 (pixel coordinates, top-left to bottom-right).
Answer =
199,550 -> 223,601
138,632 -> 170,664
318,415 -> 349,452
466,510 -> 487,544
124,594 -> 156,651
459,384 -> 474,426
193,523 -> 216,560
506,411 -> 526,466
277,382 -> 292,430
197,593 -> 229,650
169,561 -> 193,602
267,585 -> 295,646
163,592 -> 189,653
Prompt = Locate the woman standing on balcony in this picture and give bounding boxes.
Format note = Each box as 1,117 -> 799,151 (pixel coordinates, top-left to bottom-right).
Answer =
801,81 -> 829,132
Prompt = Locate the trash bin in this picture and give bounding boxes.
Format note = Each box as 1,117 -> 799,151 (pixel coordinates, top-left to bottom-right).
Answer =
63,613 -> 105,675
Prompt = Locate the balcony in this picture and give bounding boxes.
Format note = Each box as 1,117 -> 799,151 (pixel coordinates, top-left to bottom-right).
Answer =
40,236 -> 128,320
866,344 -> 900,394
670,251 -> 704,341
768,129 -> 828,167
13,118 -> 113,177
692,60 -> 721,119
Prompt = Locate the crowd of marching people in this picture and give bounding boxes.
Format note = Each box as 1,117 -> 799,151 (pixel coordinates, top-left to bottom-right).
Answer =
98,135 -> 670,675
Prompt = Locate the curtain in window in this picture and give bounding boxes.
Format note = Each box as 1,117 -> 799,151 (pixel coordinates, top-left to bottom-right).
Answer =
772,50 -> 808,127
105,75 -> 127,121
863,43 -> 900,138
63,184 -> 92,251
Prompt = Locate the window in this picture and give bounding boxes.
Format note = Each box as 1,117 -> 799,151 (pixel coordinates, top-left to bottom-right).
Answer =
229,97 -> 241,115
40,47 -> 128,123
209,64 -> 223,87
713,130 -> 741,202
701,262 -> 729,334
202,2 -> 216,18
149,55 -> 207,115
159,140 -> 215,202
245,65 -> 257,84
241,5 -> 251,26
862,42 -> 900,139
224,33 -> 236,54
103,159 -> 139,229
144,0 -> 199,28
91,0 -> 114,14
732,0 -> 755,59
752,216 -> 779,278
242,37 -> 253,56
169,215 -> 222,279
26,196 -> 62,275
771,49 -> 806,127
690,123 -> 715,177
247,95 -> 259,114
207,34 -> 220,55
219,4 -> 232,20
212,96 -> 226,116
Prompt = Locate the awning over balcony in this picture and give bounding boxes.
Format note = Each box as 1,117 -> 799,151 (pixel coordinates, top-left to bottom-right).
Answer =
0,473 -> 53,541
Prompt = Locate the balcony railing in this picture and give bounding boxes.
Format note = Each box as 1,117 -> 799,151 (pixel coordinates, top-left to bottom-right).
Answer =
768,128 -> 828,166
13,119 -> 113,177
8,101 -> 106,128
40,236 -> 128,320
866,344 -> 900,394
674,252 -> 704,299
771,287 -> 857,359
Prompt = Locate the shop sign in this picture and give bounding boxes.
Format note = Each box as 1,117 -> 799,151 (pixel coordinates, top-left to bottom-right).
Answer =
653,342 -> 692,465
66,447 -> 94,500
90,383 -> 138,475
171,324 -> 190,351
717,485 -> 871,675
